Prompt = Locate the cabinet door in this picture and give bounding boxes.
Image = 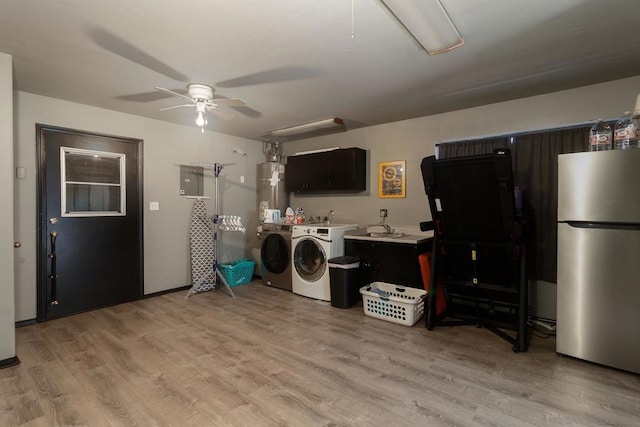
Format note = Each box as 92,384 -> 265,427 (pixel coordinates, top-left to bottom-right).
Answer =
306,151 -> 331,192
376,241 -> 433,289
328,148 -> 366,191
286,152 -> 330,192
285,155 -> 307,192
375,243 -> 417,287
344,240 -> 376,285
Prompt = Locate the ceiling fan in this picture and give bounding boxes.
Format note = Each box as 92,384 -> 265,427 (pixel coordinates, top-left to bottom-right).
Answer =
155,84 -> 246,132
90,28 -> 320,131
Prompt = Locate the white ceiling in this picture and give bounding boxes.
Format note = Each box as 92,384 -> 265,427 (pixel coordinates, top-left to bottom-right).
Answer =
2,0 -> 640,141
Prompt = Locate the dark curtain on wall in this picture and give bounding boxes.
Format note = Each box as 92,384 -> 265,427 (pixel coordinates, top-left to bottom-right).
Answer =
438,137 -> 509,158
511,126 -> 589,282
435,126 -> 589,283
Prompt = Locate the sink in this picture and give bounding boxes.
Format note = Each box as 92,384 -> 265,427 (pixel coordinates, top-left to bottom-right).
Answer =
362,232 -> 405,238
345,229 -> 433,244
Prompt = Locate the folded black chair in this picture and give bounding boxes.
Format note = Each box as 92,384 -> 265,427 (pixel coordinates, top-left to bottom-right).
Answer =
421,149 -> 528,352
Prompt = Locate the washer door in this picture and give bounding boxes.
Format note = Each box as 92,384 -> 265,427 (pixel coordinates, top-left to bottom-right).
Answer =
293,237 -> 326,282
261,234 -> 289,274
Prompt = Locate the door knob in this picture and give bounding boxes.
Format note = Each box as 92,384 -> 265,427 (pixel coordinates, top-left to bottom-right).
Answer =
14,242 -> 21,248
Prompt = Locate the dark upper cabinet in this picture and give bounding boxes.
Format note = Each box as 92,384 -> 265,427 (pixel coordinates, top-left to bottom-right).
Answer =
286,148 -> 366,193
327,148 -> 366,191
283,156 -> 306,192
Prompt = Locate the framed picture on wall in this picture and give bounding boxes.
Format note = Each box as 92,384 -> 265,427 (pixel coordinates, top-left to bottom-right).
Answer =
378,160 -> 406,198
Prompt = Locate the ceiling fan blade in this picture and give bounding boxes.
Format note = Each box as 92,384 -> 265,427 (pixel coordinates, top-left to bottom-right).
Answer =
210,98 -> 246,107
230,105 -> 262,118
89,27 -> 190,82
117,91 -> 176,102
216,66 -> 319,88
155,87 -> 194,102
159,103 -> 194,111
207,107 -> 235,121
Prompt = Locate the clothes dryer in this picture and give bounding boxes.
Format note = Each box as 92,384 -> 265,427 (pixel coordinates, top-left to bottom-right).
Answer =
260,223 -> 293,291
291,224 -> 358,301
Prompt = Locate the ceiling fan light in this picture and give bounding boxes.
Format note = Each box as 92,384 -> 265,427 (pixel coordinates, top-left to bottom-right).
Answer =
381,0 -> 463,55
196,111 -> 205,127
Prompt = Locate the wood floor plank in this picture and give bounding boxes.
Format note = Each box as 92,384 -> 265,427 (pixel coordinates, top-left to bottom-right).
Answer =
2,281 -> 639,426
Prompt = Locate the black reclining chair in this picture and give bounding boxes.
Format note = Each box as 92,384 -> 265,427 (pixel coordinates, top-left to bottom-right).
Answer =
420,149 -> 528,352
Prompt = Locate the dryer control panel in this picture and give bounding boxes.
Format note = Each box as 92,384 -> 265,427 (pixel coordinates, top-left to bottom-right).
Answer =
292,224 -> 358,239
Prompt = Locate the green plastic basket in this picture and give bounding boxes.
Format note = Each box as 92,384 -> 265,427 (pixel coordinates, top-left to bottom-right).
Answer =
219,259 -> 256,286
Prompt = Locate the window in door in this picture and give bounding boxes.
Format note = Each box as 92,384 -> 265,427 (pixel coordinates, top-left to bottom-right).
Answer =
60,147 -> 126,217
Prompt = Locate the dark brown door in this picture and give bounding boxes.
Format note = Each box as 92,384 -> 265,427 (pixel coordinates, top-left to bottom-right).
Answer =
37,125 -> 143,321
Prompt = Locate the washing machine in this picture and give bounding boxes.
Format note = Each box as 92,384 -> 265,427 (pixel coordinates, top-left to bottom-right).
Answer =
260,223 -> 293,291
291,224 -> 358,301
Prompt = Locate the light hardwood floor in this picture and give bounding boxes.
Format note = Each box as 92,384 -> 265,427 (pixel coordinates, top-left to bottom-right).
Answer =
2,281 -> 639,426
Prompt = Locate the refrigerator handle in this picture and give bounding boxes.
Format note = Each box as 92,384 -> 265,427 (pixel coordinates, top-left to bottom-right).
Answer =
565,221 -> 640,230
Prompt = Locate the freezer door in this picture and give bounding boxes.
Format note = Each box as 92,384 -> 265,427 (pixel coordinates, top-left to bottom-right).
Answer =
558,150 -> 640,223
556,222 -> 640,374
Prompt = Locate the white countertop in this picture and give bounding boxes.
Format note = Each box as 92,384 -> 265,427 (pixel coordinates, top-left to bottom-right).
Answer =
344,226 -> 434,244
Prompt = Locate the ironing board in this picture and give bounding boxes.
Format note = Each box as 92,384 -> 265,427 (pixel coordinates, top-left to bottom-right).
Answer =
185,163 -> 238,298
189,199 -> 215,293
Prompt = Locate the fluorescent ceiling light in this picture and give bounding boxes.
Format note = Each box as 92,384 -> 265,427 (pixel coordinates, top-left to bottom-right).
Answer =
381,0 -> 464,55
270,118 -> 345,137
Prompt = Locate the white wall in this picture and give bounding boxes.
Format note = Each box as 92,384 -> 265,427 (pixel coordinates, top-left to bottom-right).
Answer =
285,75 -> 640,226
14,92 -> 263,322
12,75 -> 640,322
0,53 -> 15,362
283,75 -> 640,319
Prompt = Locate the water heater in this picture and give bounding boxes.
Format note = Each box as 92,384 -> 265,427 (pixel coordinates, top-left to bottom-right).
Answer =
257,162 -> 287,222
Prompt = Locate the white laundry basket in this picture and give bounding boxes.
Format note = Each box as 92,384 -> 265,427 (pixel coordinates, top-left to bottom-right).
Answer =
360,282 -> 427,326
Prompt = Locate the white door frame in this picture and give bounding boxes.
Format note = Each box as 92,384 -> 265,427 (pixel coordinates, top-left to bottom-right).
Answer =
0,52 -> 17,367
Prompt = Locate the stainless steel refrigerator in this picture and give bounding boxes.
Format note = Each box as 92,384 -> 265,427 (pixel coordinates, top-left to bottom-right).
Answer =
557,149 -> 640,374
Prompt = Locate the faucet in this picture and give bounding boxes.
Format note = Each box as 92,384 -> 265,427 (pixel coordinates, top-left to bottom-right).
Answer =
327,210 -> 334,224
370,210 -> 391,234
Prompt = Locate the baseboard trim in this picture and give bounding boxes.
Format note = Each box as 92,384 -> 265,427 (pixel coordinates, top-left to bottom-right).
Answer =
143,285 -> 191,299
16,318 -> 37,328
0,356 -> 21,370
17,286 -> 204,326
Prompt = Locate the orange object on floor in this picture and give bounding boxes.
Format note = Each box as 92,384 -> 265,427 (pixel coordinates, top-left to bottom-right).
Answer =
418,252 -> 447,316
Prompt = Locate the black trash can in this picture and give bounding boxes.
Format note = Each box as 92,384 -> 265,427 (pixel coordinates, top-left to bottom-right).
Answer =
328,256 -> 361,308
